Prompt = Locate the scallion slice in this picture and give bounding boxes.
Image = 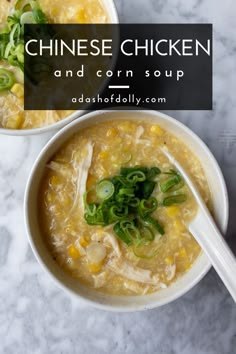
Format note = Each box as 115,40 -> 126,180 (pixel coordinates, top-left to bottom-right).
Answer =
113,222 -> 132,245
127,170 -> 146,183
160,170 -> 182,193
96,180 -> 115,200
133,239 -> 160,259
143,215 -> 164,235
20,11 -> 36,25
138,197 -> 158,218
163,194 -> 187,206
0,68 -> 15,91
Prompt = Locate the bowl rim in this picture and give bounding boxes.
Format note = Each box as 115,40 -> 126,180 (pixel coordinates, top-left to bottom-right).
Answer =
0,0 -> 119,136
24,109 -> 229,312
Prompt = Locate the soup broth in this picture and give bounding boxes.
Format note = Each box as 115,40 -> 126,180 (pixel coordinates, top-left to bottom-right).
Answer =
39,119 -> 211,295
0,0 -> 107,130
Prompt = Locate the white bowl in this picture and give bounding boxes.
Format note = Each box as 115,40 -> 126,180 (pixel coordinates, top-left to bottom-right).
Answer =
24,110 -> 229,312
0,0 -> 119,136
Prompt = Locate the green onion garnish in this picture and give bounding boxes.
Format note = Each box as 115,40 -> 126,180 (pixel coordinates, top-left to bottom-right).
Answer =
137,197 -> 158,218
96,180 -> 115,200
0,68 -> 15,91
160,169 -> 183,193
163,194 -> 187,206
142,215 -> 165,235
0,0 -> 48,71
83,165 -> 187,258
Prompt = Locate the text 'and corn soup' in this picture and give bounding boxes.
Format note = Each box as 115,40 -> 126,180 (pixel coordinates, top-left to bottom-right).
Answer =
0,0 -> 107,129
39,120 -> 211,295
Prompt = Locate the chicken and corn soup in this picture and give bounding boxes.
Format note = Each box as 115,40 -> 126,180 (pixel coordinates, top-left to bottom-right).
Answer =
39,120 -> 211,295
0,0 -> 108,129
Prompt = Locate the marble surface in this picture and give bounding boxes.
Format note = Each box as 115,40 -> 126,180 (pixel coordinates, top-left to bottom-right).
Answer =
0,0 -> 236,353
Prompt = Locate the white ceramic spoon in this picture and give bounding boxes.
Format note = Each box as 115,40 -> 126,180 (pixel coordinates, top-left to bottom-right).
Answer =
162,147 -> 236,303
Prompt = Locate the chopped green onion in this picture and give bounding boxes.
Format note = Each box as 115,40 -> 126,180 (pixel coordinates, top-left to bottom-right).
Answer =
15,43 -> 24,63
84,205 -> 105,225
114,220 -> 141,244
146,167 -> 161,179
120,166 -> 148,177
113,222 -> 132,245
133,239 -> 160,259
163,194 -> 187,206
0,0 -> 48,72
15,0 -> 26,10
118,187 -> 135,197
86,203 -> 97,216
96,180 -> 114,200
138,197 -> 158,218
0,68 -> 15,91
109,205 -> 128,222
140,225 -> 155,242
143,215 -> 164,235
20,11 -> 36,25
126,171 -> 146,183
140,180 -> 156,199
30,0 -> 48,24
83,166 -> 188,254
160,171 -> 182,193
128,197 -> 140,208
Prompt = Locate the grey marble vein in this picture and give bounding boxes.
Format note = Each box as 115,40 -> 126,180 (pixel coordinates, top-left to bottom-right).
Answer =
0,0 -> 236,353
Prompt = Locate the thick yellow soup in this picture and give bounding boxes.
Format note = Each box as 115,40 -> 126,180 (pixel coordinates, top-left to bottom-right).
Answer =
0,0 -> 107,129
39,120 -> 211,296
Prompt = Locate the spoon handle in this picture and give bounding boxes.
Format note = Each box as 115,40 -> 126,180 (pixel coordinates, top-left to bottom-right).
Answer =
189,212 -> 236,303
161,148 -> 235,301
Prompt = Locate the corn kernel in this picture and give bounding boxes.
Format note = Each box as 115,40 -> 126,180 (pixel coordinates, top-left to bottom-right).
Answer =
173,220 -> 185,232
11,83 -> 24,98
166,206 -> 179,217
65,225 -> 75,234
62,195 -> 71,207
184,263 -> 191,270
46,192 -> 54,204
68,245 -> 80,260
80,237 -> 89,247
106,128 -> 117,137
114,137 -> 122,144
75,8 -> 87,23
88,262 -> 102,273
49,175 -> 61,188
178,248 -> 187,258
150,125 -> 164,135
5,112 -> 24,129
118,122 -> 133,132
50,8 -> 60,17
165,256 -> 174,265
99,151 -> 109,159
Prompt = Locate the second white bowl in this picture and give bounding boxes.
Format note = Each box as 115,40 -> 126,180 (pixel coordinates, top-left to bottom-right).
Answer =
0,0 -> 119,136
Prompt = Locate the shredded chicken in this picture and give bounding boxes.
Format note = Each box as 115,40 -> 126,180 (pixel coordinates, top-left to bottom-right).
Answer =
47,161 -> 71,177
135,125 -> 151,145
74,239 -> 86,256
124,281 -> 150,295
107,257 -> 159,285
165,264 -> 176,281
70,141 -> 94,214
93,271 -> 108,288
91,233 -> 104,242
103,232 -> 121,257
135,125 -> 144,141
91,231 -> 121,257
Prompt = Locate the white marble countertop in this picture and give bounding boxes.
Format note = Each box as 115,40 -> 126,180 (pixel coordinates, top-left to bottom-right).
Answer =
0,0 -> 236,353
